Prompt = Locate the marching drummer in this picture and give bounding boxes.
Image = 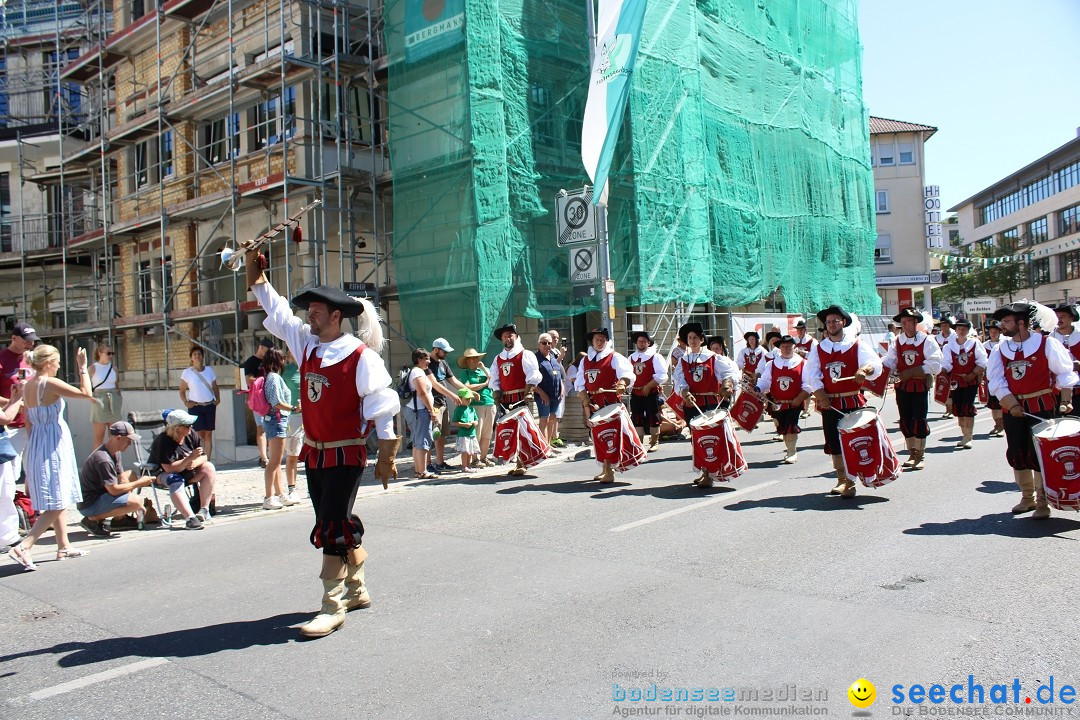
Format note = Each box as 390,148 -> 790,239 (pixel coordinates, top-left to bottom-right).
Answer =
881,306 -> 942,470
986,302 -> 1076,520
936,316 -> 956,420
940,318 -> 987,449
673,322 -> 739,487
575,328 -> 636,483
628,331 -> 668,452
803,305 -> 884,498
736,331 -> 766,384
489,323 -> 543,477
983,321 -> 1005,436
1051,304 -> 1080,417
707,336 -> 740,409
792,320 -> 817,418
755,335 -> 809,463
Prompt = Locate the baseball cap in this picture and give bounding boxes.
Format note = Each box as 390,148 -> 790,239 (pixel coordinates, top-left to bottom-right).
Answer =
259,337 -> 274,348
165,409 -> 198,427
13,322 -> 39,343
432,338 -> 454,352
108,421 -> 141,441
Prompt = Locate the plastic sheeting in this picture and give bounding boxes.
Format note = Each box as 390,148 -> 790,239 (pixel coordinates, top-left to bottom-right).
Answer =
383,0 -> 878,351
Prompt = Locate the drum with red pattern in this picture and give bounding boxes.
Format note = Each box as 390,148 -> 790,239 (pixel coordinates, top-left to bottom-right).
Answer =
864,370 -> 890,398
837,408 -> 901,488
1032,418 -> 1080,511
978,379 -> 989,404
587,404 -> 646,472
665,392 -> 686,422
933,375 -> 953,406
729,390 -> 766,432
688,409 -> 747,481
494,407 -> 550,468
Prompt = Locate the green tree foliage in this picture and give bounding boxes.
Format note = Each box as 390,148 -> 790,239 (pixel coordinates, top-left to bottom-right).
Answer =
937,235 -> 1031,304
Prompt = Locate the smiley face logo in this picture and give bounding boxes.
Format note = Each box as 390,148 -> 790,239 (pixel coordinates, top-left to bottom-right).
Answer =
848,678 -> 876,709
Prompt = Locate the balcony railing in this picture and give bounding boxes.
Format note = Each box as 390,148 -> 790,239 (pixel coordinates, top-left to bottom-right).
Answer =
0,211 -> 102,253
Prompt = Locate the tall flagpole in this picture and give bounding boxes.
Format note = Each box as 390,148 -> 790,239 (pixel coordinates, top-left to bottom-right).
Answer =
585,0 -> 616,336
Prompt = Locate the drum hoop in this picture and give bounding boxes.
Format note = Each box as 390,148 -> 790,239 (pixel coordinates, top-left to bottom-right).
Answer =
1034,418 -> 1080,439
588,404 -> 625,426
837,407 -> 878,431
690,409 -> 728,428
501,406 -> 531,422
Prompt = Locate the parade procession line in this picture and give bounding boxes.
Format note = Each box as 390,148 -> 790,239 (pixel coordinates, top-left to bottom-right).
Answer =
11,657 -> 168,705
608,481 -> 779,532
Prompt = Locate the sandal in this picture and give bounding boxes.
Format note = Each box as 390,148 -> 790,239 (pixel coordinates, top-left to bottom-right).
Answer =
56,548 -> 90,561
8,543 -> 37,571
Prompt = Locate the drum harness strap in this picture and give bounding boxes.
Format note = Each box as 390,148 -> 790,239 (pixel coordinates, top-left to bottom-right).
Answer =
1015,388 -> 1053,401
304,437 -> 365,450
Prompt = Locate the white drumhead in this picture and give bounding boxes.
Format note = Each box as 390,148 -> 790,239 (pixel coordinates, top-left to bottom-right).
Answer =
1033,417 -> 1080,439
500,406 -> 531,422
587,403 -> 624,427
837,407 -> 877,431
690,408 -> 728,429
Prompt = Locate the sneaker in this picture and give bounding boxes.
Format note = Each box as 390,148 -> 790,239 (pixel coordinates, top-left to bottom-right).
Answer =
79,517 -> 113,538
261,496 -> 284,511
184,516 -> 205,530
197,507 -> 213,522
436,462 -> 455,472
551,437 -> 565,448
427,463 -> 442,475
282,490 -> 301,506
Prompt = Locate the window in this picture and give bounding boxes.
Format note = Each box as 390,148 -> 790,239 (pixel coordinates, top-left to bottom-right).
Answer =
131,0 -> 146,22
875,190 -> 889,213
160,130 -> 173,179
319,84 -> 377,144
1031,258 -> 1050,286
1061,250 -> 1080,281
44,49 -> 82,125
978,160 -> 1080,226
200,114 -> 240,166
1001,227 -> 1019,249
1062,204 -> 1080,237
978,236 -> 995,250
249,87 -> 295,149
898,142 -> 914,165
0,57 -> 8,129
878,143 -> 895,166
0,172 -> 10,253
137,255 -> 172,314
530,83 -> 557,147
1028,217 -> 1047,244
874,234 -> 892,264
133,140 -> 149,189
137,260 -> 154,314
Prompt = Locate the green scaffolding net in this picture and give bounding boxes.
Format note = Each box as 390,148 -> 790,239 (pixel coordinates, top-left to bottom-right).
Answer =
382,0 -> 877,351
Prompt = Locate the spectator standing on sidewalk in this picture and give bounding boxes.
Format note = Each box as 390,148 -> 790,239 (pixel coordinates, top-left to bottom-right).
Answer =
242,338 -> 274,467
282,349 -> 303,504
0,382 -> 26,558
260,347 -> 300,510
456,349 -> 494,466
179,346 -> 220,461
548,330 -> 567,447
404,348 -> 438,479
534,333 -> 564,445
428,338 -> 464,473
0,322 -> 38,479
90,343 -> 122,448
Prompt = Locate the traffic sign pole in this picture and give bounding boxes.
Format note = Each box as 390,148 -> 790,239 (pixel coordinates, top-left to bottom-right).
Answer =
597,192 -> 615,332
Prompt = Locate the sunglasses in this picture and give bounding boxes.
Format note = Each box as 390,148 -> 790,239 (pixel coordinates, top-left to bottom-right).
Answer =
105,351 -> 114,356
539,341 -> 550,344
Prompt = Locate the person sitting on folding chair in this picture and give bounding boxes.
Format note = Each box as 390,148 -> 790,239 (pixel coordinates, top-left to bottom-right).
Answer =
148,409 -> 217,530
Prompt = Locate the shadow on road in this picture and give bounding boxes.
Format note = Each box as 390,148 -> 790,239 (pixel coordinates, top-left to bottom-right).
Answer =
725,493 -> 890,512
975,480 -> 1016,495
0,612 -> 310,668
902,513 -> 1080,539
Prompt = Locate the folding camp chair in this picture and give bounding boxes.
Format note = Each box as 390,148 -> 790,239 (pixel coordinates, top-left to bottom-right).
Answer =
128,409 -> 185,528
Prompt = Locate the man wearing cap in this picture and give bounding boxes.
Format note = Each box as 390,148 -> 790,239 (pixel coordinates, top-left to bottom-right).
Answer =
756,335 -> 809,463
76,422 -> 153,537
941,318 -> 987,449
148,409 -> 216,531
736,331 -> 766,382
628,330 -> 668,452
882,307 -> 942,469
0,322 -> 38,476
428,338 -> 465,473
672,322 -> 740,487
983,321 -> 1005,436
489,323 -> 543,476
241,337 -> 275,467
246,252 -> 399,638
575,328 -> 636,483
986,302 -> 1076,520
803,305 -> 883,497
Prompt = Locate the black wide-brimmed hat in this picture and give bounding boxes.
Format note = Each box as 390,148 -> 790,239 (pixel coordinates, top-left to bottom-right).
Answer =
1055,304 -> 1079,322
816,304 -> 852,327
292,286 -> 367,318
764,330 -> 782,342
954,317 -> 972,329
743,331 -> 760,341
678,322 -> 705,343
987,320 -> 1001,330
492,323 -> 518,341
893,306 -> 922,323
706,336 -> 726,350
794,319 -> 807,329
992,303 -> 1033,321
778,334 -> 796,346
630,330 -> 653,345
586,327 -> 610,343
937,315 -> 957,327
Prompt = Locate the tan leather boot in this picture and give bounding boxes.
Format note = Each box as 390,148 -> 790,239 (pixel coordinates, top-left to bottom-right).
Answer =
598,462 -> 616,484
648,432 -> 660,452
343,546 -> 371,611
300,557 -> 348,638
1011,470 -> 1036,514
375,438 -> 401,489
829,455 -> 848,495
1032,472 -> 1051,520
902,438 -> 916,469
782,435 -> 798,464
911,439 -> 925,470
698,474 -> 714,488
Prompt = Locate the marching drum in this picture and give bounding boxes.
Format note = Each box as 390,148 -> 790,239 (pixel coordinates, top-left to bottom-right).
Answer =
1032,417 -> 1080,511
864,370 -> 890,398
587,404 -> 646,472
837,408 -> 901,488
493,406 -> 550,469
729,390 -> 766,432
688,409 -> 747,481
978,379 -> 989,405
664,392 -> 686,422
933,375 -> 953,406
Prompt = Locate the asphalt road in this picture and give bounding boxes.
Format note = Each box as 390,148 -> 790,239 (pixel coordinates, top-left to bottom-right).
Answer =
3,400 -> 1079,719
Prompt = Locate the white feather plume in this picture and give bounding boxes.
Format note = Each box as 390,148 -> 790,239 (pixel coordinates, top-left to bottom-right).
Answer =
844,312 -> 862,340
354,297 -> 385,353
1018,298 -> 1056,331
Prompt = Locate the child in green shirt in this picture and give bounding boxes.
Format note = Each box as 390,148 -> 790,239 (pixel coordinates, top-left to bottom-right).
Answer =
452,388 -> 480,472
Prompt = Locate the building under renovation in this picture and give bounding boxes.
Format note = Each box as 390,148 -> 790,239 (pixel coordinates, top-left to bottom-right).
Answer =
0,0 -> 876,459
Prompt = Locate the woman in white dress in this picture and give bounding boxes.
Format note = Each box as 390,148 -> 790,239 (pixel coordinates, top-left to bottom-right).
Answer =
6,345 -> 98,571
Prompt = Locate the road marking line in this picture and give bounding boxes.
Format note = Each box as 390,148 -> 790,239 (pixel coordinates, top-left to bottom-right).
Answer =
610,481 -> 778,533
23,657 -> 168,703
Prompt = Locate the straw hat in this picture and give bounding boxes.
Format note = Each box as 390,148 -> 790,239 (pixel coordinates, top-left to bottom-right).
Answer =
456,348 -> 485,369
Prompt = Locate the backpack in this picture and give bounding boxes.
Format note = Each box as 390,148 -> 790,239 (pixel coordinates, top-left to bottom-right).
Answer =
396,366 -> 415,403
247,376 -> 273,416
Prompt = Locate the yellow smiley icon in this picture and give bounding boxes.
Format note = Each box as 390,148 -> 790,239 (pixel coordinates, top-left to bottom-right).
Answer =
848,678 -> 876,708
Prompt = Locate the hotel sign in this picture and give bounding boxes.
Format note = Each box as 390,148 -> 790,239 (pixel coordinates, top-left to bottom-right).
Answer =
925,185 -> 943,248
